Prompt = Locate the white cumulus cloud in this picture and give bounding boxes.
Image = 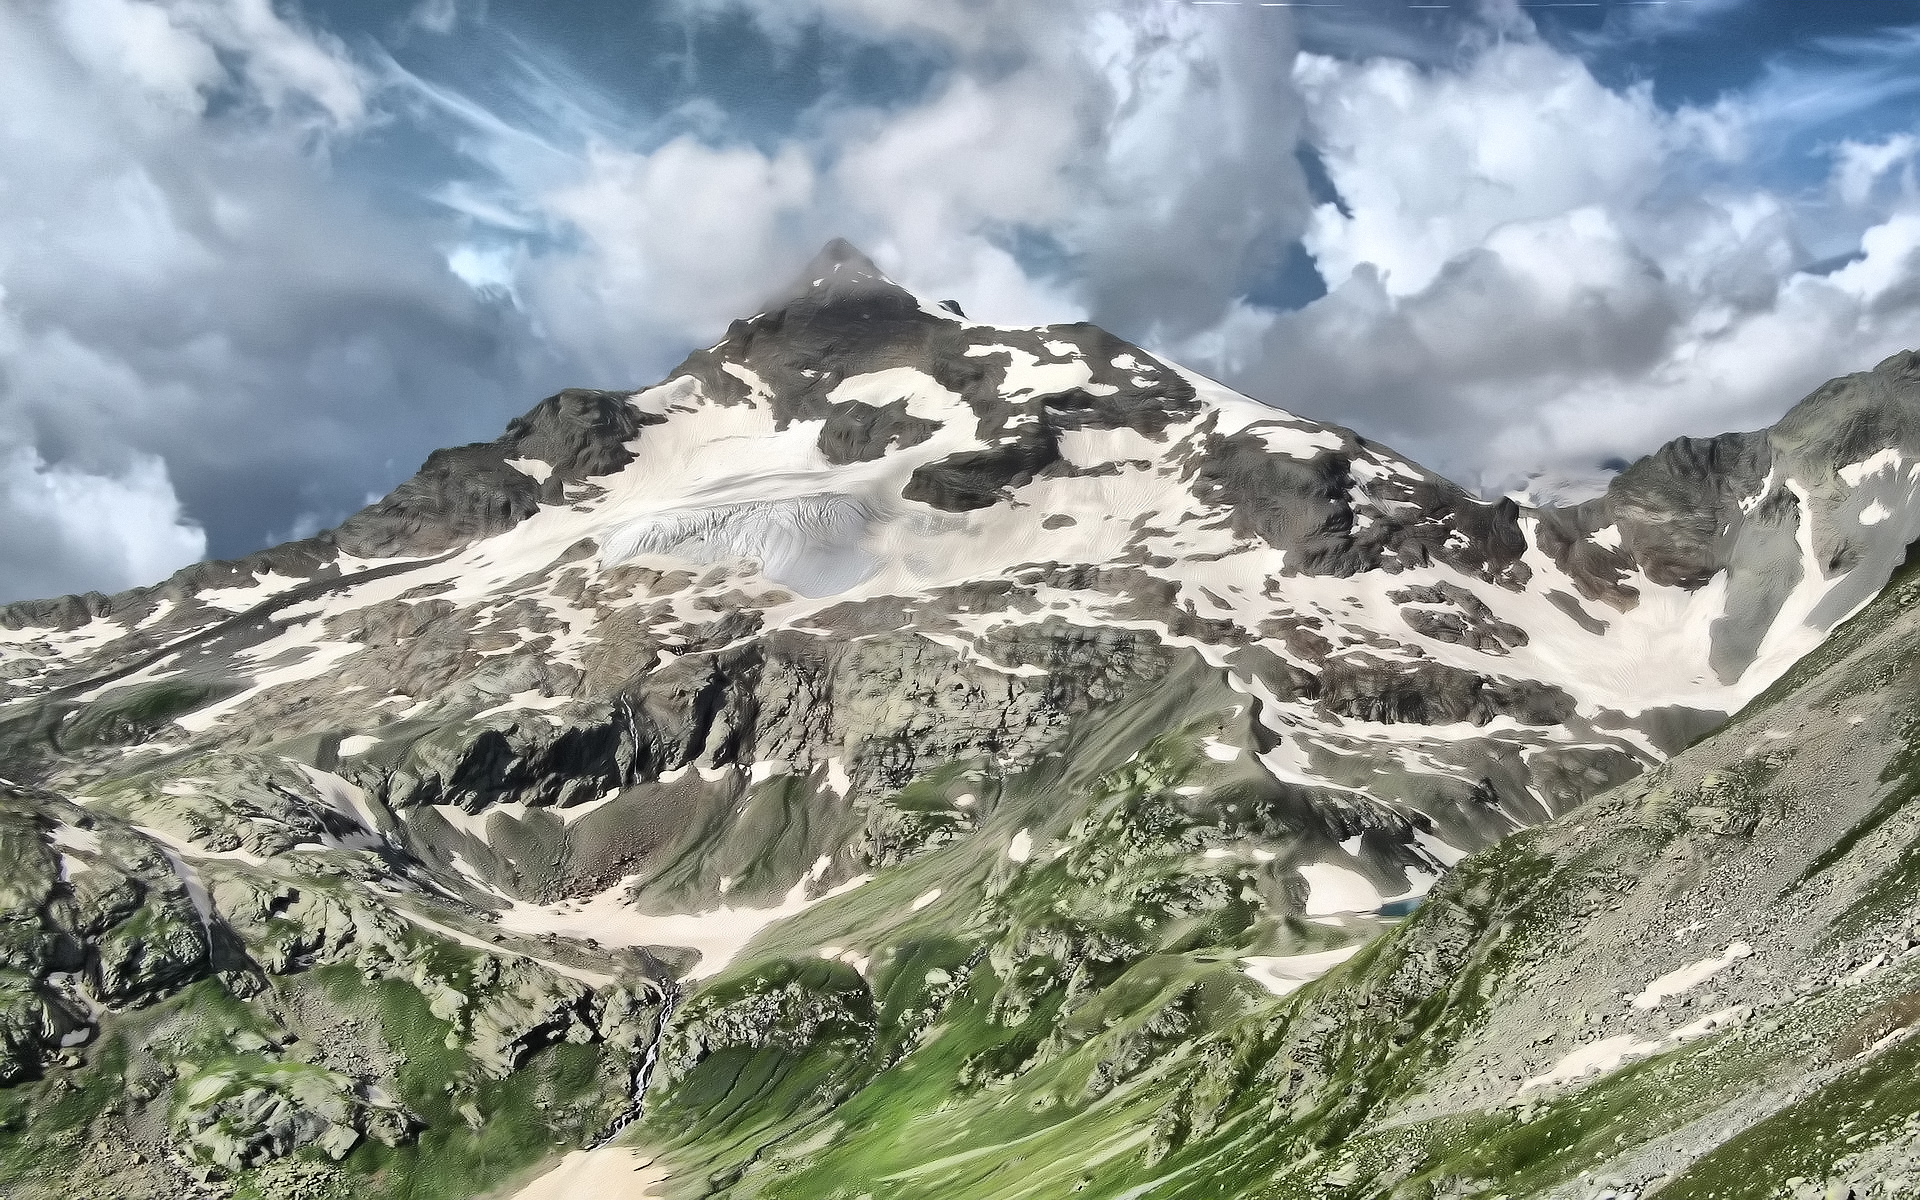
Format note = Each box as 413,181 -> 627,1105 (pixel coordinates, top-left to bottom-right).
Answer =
0,447 -> 205,603
1235,36 -> 1920,493
0,0 -> 547,604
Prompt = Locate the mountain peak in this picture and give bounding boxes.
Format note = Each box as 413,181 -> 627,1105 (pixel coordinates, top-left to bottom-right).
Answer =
13,233 -> 1920,1200
809,237 -> 887,278
779,238 -> 899,302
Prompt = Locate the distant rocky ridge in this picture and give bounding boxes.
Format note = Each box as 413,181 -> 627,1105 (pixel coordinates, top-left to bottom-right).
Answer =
1,241 -> 1919,1199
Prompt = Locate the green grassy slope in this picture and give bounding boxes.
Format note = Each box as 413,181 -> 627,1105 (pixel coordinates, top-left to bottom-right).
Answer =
628,551 -> 1920,1200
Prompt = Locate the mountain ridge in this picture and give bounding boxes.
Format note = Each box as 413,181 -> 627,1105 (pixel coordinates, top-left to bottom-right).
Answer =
1,242 -> 1919,1199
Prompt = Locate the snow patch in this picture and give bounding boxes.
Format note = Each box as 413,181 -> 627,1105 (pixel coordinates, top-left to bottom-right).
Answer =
474,691 -> 571,723
827,367 -> 967,421
512,1148 -> 669,1200
1254,424 -> 1345,459
48,824 -> 101,856
1008,829 -> 1033,863
504,458 -> 553,483
749,759 -> 791,784
494,871 -> 872,981
1203,842 -> 1277,863
1522,1035 -> 1665,1091
1414,829 -> 1469,868
1632,941 -> 1752,1009
174,639 -> 365,732
198,571 -> 307,613
1299,862 -> 1384,917
817,946 -> 873,976
601,494 -> 877,598
1059,427 -> 1164,468
1523,1006 -> 1751,1093
1840,448 -> 1905,487
822,757 -> 851,798
720,361 -> 772,399
1671,1005 -> 1751,1043
1241,945 -> 1363,996
1202,736 -> 1241,763
291,763 -> 385,847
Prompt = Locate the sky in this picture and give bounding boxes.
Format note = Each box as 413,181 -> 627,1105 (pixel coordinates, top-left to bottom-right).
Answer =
4,0 -> 1920,602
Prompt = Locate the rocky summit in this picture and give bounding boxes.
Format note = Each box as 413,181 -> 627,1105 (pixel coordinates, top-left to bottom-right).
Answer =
4,240 -> 1920,1200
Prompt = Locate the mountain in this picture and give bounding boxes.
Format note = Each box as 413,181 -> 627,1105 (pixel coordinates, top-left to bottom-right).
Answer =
1,240 -> 1919,1199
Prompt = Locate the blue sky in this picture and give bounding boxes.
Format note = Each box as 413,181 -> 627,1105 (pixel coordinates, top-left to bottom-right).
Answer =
3,0 -> 1920,600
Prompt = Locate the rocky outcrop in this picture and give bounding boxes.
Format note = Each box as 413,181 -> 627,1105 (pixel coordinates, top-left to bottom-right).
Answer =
1535,349 -> 1920,680
0,785 -> 213,1082
659,959 -> 873,1087
173,1062 -> 416,1174
461,958 -> 601,1078
1190,431 -> 1530,585
332,389 -> 662,559
1316,656 -> 1576,727
1390,582 -> 1530,653
903,431 -> 1065,511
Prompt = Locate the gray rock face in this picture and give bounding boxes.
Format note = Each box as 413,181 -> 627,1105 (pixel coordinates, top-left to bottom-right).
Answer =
173,1062 -> 414,1173
1391,582 -> 1531,653
1316,657 -> 1575,727
1192,428 -> 1531,584
333,388 -> 661,559
1531,350 -> 1920,681
658,959 -> 872,1087
672,242 -> 1204,486
0,785 -> 212,1086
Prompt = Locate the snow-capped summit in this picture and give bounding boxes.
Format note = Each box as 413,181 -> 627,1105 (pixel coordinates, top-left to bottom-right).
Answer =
7,246 -> 1920,898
